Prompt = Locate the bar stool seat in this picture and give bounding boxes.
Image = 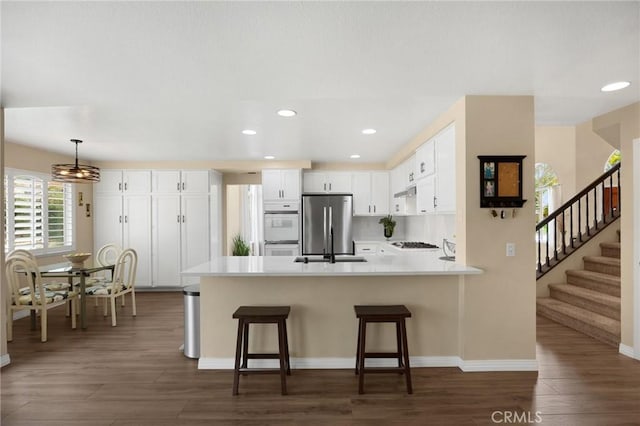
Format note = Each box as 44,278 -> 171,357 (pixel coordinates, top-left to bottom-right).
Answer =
354,305 -> 412,394
232,306 -> 291,395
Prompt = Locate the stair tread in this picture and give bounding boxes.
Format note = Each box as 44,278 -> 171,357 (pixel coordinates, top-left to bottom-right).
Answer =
583,255 -> 621,266
566,269 -> 620,284
599,242 -> 620,249
548,283 -> 620,307
537,298 -> 620,336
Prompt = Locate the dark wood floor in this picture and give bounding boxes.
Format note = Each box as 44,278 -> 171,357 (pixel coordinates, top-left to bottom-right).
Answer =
2,292 -> 640,425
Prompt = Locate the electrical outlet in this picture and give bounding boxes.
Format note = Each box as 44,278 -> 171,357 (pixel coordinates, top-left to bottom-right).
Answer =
506,243 -> 516,257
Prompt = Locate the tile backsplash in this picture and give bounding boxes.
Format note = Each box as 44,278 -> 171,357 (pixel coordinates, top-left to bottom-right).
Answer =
405,214 -> 456,246
352,214 -> 455,245
352,216 -> 407,241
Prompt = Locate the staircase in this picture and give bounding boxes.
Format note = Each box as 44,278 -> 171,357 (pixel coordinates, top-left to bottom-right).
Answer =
537,237 -> 620,347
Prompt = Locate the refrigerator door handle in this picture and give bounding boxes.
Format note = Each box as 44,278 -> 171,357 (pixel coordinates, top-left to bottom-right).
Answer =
323,206 -> 327,255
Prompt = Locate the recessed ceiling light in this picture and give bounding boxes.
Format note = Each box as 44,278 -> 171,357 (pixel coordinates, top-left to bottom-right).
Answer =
362,128 -> 377,135
242,129 -> 257,135
350,154 -> 361,159
264,155 -> 275,160
601,81 -> 631,92
277,109 -> 297,117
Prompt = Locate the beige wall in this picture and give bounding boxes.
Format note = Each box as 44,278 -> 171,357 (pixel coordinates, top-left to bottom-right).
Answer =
535,126 -> 576,198
575,121 -> 618,189
461,96 -> 536,360
592,102 -> 640,348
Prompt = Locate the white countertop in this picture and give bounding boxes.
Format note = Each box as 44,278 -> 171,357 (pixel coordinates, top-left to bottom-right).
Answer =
182,251 -> 482,277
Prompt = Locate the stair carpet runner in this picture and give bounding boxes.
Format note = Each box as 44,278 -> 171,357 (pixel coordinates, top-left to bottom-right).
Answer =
537,239 -> 621,347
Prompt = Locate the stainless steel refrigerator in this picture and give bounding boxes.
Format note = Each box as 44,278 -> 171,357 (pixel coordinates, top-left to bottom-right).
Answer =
302,194 -> 354,256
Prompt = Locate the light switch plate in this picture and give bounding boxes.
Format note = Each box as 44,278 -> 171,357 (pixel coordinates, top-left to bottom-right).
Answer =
506,243 -> 516,257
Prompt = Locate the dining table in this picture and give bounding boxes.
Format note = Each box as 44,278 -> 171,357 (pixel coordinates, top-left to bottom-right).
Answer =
40,263 -> 115,329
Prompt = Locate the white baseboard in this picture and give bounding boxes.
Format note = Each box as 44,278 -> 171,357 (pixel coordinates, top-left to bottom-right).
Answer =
198,356 -> 537,371
1,354 -> 11,368
459,359 -> 538,372
619,343 -> 637,359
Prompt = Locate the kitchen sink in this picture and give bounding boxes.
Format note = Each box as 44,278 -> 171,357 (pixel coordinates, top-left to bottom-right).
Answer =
294,256 -> 367,263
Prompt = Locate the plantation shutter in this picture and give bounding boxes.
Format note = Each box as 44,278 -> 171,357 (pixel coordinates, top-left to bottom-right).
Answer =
12,175 -> 44,249
47,181 -> 73,248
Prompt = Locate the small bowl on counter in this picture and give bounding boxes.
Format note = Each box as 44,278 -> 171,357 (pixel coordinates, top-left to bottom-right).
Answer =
63,253 -> 92,269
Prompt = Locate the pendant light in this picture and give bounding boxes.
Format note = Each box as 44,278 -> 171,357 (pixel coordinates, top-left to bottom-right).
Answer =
51,139 -> 101,183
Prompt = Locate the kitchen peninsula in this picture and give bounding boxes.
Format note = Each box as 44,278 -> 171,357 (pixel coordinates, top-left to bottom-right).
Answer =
183,249 -> 482,370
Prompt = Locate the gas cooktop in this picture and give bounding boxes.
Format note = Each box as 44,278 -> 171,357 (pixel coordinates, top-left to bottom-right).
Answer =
391,241 -> 439,249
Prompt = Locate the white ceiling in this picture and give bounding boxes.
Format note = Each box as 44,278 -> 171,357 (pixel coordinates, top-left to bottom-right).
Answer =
2,1 -> 638,163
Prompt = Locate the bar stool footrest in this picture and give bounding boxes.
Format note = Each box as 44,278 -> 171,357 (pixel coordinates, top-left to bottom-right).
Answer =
362,367 -> 407,374
238,368 -> 284,374
364,352 -> 401,358
246,353 -> 281,359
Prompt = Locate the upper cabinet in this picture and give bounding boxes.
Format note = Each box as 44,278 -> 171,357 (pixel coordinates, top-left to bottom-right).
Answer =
403,155 -> 417,188
262,169 -> 301,202
152,170 -> 210,194
415,139 -> 435,179
416,124 -> 456,214
303,171 -> 352,193
95,170 -> 151,194
352,171 -> 389,216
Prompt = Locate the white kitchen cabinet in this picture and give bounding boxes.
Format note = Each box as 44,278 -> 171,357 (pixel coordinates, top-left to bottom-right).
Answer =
152,193 -> 211,288
352,171 -> 389,216
416,174 -> 436,214
354,242 -> 379,255
303,171 -> 352,193
435,125 -> 456,213
415,139 -> 435,179
94,193 -> 152,287
152,170 -> 210,194
389,165 -> 408,216
94,170 -> 151,194
262,169 -> 301,202
416,124 -> 456,214
403,155 -> 417,188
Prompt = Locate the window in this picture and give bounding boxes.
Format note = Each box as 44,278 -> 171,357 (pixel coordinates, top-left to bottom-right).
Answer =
604,149 -> 621,171
4,169 -> 74,254
534,163 -> 560,223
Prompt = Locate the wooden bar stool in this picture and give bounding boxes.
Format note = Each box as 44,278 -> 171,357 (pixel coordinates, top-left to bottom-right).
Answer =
232,306 -> 291,396
354,305 -> 412,394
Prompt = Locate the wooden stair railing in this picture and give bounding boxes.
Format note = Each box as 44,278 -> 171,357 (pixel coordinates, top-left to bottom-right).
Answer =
536,163 -> 620,279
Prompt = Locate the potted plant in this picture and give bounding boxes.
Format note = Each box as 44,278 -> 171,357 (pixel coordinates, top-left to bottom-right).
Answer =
378,215 -> 396,239
231,234 -> 251,256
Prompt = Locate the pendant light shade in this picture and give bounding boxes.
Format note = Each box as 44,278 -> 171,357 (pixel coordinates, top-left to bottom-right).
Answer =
52,139 -> 101,183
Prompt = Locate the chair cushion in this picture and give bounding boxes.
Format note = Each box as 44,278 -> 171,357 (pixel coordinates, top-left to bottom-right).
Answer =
16,289 -> 77,305
84,282 -> 125,295
85,277 -> 109,285
18,282 -> 70,295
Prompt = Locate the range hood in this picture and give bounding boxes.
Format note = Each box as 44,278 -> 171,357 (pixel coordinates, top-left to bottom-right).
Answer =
394,185 -> 417,198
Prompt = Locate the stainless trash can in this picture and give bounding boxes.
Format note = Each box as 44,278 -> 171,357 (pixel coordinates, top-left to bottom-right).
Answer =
183,284 -> 200,359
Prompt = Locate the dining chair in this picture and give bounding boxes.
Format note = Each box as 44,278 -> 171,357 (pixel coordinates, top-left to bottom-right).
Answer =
5,254 -> 78,342
88,243 -> 122,284
8,248 -> 77,316
84,248 -> 138,326
87,243 -> 123,306
8,248 -> 36,261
